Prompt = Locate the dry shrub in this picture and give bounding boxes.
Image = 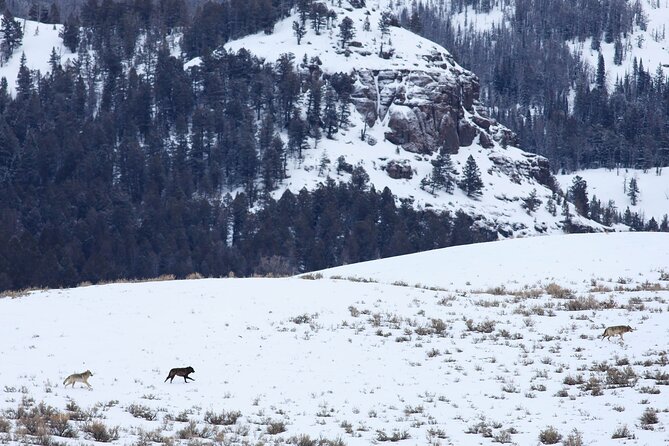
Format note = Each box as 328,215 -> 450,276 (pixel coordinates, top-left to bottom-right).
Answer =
545,283 -> 573,299
640,408 -> 659,426
17,402 -> 57,436
485,285 -> 507,295
287,434 -> 345,445
145,274 -> 176,282
611,425 -> 633,439
254,255 -> 297,277
267,420 -> 287,435
0,287 -> 44,299
563,296 -> 600,311
431,318 -> 448,335
82,421 -> 119,442
538,426 -> 562,444
465,318 -> 496,333
177,421 -> 214,439
48,413 -> 77,438
64,399 -> 88,421
0,416 -> 10,433
127,403 -> 157,421
204,410 -> 241,426
606,366 -> 638,388
581,376 -> 603,396
376,429 -> 410,441
563,375 -> 584,385
137,428 -> 170,444
562,429 -> 584,446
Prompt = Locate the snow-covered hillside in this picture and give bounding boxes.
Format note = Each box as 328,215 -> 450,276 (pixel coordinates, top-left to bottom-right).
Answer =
557,168 -> 669,223
412,0 -> 669,93
573,0 -> 669,90
0,17 -> 76,93
1,232 -> 668,445
222,0 -> 599,236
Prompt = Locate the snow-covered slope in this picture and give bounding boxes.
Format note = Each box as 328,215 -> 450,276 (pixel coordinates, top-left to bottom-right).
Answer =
557,168 -> 669,223
408,0 -> 669,95
573,0 -> 669,90
223,0 -> 600,236
0,17 -> 76,93
1,232 -> 668,445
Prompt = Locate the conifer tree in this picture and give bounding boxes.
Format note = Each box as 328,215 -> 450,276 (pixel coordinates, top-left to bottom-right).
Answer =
379,10 -> 392,38
613,38 -> 623,65
521,189 -> 541,213
627,177 -> 639,205
61,16 -> 80,53
306,77 -> 322,146
546,193 -> 557,216
338,16 -> 355,48
15,53 -> 32,100
421,153 -> 455,194
1,9 -> 23,61
322,85 -> 339,138
292,21 -> 306,45
596,52 -> 606,92
288,109 -> 307,159
460,155 -> 483,197
569,176 -> 589,217
310,2 -> 328,35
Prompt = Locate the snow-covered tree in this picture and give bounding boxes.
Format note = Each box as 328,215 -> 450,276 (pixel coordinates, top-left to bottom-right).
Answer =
460,155 -> 483,197
338,16 -> 355,48
627,177 -> 639,205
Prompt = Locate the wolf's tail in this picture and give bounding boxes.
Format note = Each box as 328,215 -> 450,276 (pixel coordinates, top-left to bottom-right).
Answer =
63,377 -> 69,385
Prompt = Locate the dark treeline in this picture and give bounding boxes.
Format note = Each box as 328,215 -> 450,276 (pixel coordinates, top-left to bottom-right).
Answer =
403,0 -> 669,172
0,0 -> 500,291
3,0 -> 223,22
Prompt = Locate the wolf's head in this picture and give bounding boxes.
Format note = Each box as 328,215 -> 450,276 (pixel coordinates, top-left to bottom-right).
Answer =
187,367 -> 195,374
625,326 -> 633,332
84,370 -> 93,377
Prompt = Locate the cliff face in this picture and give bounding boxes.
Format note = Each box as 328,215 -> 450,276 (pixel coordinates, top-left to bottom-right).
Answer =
349,53 -> 546,187
350,50 -> 519,148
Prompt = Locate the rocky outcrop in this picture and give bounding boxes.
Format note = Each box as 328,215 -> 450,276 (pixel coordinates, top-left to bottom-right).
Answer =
488,152 -> 556,190
350,51 -> 499,155
384,160 -> 413,179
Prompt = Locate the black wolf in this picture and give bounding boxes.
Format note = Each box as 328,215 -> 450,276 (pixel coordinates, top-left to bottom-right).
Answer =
164,366 -> 195,383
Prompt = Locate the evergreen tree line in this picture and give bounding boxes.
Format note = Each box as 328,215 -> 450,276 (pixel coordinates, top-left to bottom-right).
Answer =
0,167 -> 496,291
402,0 -> 669,172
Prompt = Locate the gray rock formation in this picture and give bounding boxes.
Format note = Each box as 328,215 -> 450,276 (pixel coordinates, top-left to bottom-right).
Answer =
349,50 -> 503,157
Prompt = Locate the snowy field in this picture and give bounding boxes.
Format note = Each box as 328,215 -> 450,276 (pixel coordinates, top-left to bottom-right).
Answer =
1,232 -> 669,445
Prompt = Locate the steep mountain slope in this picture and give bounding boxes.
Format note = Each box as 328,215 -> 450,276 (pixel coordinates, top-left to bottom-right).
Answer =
221,0 -> 599,236
1,233 -> 668,445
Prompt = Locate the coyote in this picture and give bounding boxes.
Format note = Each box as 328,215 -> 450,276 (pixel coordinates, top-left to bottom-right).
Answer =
601,325 -> 634,341
63,370 -> 93,388
164,366 -> 195,383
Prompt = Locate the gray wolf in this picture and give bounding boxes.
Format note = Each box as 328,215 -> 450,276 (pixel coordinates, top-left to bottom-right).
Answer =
601,325 -> 634,341
63,370 -> 93,388
164,366 -> 195,383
